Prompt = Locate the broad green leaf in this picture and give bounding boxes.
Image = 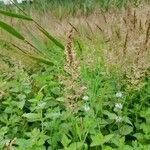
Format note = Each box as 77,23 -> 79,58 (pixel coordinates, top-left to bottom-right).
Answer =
0,114 -> 8,124
45,112 -> 61,119
120,125 -> 133,135
37,25 -> 65,50
133,133 -> 144,142
51,87 -> 60,95
90,133 -> 113,147
103,134 -> 114,143
90,133 -> 104,147
67,142 -> 87,150
35,92 -> 44,101
17,100 -> 25,109
22,113 -> 41,122
103,110 -> 117,120
0,10 -> 33,21
61,135 -> 71,147
122,145 -> 134,150
0,127 -> 8,136
111,136 -> 125,147
16,138 -> 29,149
123,117 -> 133,126
0,21 -> 25,40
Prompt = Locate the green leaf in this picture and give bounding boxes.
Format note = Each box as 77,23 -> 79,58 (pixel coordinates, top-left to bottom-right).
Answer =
28,55 -> 53,66
51,87 -> 60,95
16,138 -> 29,149
67,142 -> 87,150
0,21 -> 25,40
37,25 -> 65,50
120,125 -> 133,135
0,10 -> 33,21
61,135 -> 71,147
103,110 -> 117,120
22,113 -> 41,122
17,100 -> 25,109
122,145 -> 134,150
0,127 -> 8,136
35,92 -> 44,101
111,136 -> 125,147
90,133 -> 104,147
56,97 -> 65,102
90,133 -> 114,147
123,117 -> 133,126
133,133 -> 144,142
103,134 -> 114,143
103,146 -> 113,150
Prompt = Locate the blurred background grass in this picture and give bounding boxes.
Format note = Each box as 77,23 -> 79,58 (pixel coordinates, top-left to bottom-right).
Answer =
0,0 -> 149,73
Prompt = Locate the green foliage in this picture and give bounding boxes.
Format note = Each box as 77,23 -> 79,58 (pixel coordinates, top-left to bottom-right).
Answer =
0,63 -> 150,149
0,0 -> 150,149
0,7 -> 64,65
0,9 -> 33,21
0,20 -> 25,40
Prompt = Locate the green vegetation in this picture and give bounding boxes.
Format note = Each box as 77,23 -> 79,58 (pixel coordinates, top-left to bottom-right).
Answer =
0,1 -> 150,149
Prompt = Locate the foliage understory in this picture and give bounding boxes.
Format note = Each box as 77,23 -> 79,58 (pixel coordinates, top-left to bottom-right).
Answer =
0,1 -> 150,150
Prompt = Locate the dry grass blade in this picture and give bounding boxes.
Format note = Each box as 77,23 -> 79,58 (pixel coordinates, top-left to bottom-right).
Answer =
95,24 -> 103,32
133,10 -> 137,29
68,22 -> 79,33
11,43 -> 53,66
123,32 -> 128,57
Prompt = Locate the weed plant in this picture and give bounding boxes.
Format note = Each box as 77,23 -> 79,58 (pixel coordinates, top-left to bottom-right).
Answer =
0,1 -> 150,150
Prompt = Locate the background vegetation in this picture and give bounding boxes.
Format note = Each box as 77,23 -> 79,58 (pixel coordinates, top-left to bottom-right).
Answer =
0,0 -> 150,149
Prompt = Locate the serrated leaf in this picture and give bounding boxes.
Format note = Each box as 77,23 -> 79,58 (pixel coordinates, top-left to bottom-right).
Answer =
0,127 -> 8,136
35,92 -> 44,101
133,133 -> 144,141
61,135 -> 71,147
120,125 -> 133,135
90,133 -> 113,147
103,134 -> 114,143
0,10 -> 33,21
123,117 -> 133,126
103,110 -> 117,120
0,21 -> 25,40
51,87 -> 60,95
67,142 -> 86,150
22,113 -> 41,122
17,100 -> 25,109
90,133 -> 104,147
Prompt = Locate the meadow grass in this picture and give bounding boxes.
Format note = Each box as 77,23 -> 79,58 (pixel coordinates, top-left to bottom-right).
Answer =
0,1 -> 150,149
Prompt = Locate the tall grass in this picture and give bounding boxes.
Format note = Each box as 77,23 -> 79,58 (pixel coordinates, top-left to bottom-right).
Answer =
0,1 -> 150,149
1,0 -> 149,17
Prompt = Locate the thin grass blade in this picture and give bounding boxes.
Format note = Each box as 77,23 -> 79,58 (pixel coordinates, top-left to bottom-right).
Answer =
0,21 -> 25,40
37,25 -> 65,50
28,55 -> 54,66
0,10 -> 33,21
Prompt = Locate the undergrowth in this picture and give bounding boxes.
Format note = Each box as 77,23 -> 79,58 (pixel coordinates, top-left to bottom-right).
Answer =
0,1 -> 150,150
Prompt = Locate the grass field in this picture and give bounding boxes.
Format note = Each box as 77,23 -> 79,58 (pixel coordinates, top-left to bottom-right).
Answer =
0,0 -> 150,149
